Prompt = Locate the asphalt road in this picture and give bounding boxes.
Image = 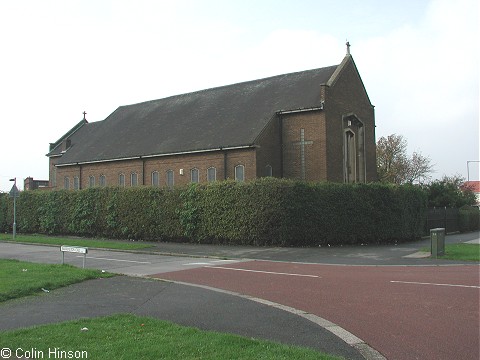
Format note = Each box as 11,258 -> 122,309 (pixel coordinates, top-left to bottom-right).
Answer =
1,233 -> 479,360
155,260 -> 480,360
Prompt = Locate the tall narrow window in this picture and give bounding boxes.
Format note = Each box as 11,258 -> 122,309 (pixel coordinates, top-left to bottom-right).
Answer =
207,167 -> 216,182
99,175 -> 106,187
265,165 -> 273,177
89,175 -> 95,188
73,176 -> 79,190
131,172 -> 138,186
235,165 -> 245,182
152,171 -> 159,186
166,170 -> 174,188
64,177 -> 70,190
344,130 -> 356,183
191,168 -> 199,183
343,115 -> 366,183
119,173 -> 125,187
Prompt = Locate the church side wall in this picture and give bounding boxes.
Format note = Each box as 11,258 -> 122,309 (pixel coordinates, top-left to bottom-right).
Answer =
324,59 -> 377,182
255,117 -> 282,178
281,111 -> 327,181
48,157 -> 59,187
51,148 -> 257,189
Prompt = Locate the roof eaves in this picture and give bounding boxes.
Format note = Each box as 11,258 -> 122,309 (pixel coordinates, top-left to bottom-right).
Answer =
55,144 -> 256,167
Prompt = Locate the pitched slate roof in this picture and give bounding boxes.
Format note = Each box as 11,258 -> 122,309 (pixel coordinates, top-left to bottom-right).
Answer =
49,63 -> 339,165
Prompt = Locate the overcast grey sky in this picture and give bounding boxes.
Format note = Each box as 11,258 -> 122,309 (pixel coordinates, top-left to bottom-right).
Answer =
0,0 -> 478,192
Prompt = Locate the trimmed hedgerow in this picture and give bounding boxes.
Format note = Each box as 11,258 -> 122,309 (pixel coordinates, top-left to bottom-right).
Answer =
1,179 -> 427,246
458,205 -> 480,232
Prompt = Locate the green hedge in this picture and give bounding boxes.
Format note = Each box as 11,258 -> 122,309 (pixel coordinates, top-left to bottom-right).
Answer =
458,206 -> 480,232
0,179 -> 428,246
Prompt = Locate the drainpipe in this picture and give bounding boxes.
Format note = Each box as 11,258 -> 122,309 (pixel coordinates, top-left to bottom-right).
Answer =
222,148 -> 228,180
279,116 -> 284,178
79,164 -> 82,190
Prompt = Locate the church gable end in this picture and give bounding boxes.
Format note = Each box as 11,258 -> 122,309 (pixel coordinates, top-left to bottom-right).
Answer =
323,55 -> 376,183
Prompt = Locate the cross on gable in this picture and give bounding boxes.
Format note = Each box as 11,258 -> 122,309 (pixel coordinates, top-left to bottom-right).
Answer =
292,128 -> 313,180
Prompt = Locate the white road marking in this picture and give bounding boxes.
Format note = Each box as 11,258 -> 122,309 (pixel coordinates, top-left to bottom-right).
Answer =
390,280 -> 480,289
206,266 -> 321,278
76,255 -> 151,264
184,262 -> 214,265
184,260 -> 238,266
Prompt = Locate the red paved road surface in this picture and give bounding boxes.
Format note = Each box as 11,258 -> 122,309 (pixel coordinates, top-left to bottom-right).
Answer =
153,261 -> 480,360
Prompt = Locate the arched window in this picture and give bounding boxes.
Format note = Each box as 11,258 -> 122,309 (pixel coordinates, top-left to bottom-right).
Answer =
89,175 -> 95,188
166,170 -> 174,188
207,167 -> 216,182
191,168 -> 199,183
64,177 -> 70,190
235,165 -> 245,182
99,175 -> 106,187
131,172 -> 138,186
73,176 -> 79,190
118,173 -> 125,187
151,171 -> 159,186
343,114 -> 366,184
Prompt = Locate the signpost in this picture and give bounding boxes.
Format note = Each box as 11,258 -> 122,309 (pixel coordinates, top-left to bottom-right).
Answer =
61,245 -> 89,268
9,178 -> 19,240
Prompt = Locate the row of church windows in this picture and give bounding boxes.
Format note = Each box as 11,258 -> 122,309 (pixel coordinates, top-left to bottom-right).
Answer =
62,165 -> 261,189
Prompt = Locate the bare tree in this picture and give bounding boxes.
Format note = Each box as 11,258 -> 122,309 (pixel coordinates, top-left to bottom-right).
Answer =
376,134 -> 434,184
403,151 -> 434,184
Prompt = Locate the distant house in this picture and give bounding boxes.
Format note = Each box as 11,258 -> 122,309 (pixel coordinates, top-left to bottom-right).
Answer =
24,177 -> 49,191
46,51 -> 376,190
462,181 -> 480,206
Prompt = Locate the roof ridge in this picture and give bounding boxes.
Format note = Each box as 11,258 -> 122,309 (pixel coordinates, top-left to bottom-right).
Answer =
121,64 -> 339,108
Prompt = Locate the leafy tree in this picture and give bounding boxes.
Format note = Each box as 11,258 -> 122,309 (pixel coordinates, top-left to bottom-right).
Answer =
425,175 -> 477,208
376,134 -> 433,184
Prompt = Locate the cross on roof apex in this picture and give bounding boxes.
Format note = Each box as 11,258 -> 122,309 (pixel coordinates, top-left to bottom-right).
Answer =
83,111 -> 87,120
346,40 -> 351,55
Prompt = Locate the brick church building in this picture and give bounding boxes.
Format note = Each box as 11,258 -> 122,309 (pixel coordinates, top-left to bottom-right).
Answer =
47,51 -> 376,190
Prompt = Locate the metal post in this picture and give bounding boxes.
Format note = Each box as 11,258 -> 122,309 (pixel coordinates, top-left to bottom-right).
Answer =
9,177 -> 17,240
13,195 -> 16,240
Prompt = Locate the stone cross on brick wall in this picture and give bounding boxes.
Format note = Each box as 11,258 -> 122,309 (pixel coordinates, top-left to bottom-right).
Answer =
292,128 -> 313,180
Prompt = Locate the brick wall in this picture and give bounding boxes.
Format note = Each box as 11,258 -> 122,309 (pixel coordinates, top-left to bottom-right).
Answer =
281,111 -> 327,181
53,148 -> 257,190
255,117 -> 282,178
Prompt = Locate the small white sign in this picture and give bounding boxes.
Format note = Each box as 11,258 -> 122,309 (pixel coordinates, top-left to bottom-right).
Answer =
60,245 -> 88,254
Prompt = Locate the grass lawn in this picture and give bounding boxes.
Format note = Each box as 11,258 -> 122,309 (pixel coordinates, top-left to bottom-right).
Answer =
0,314 -> 342,360
0,259 -> 113,302
422,243 -> 479,261
0,233 -> 153,251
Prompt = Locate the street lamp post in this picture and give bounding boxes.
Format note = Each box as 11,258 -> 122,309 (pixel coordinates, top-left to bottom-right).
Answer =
9,178 -> 18,240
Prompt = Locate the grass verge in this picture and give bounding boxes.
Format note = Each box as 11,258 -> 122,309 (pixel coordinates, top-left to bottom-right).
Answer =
0,234 -> 152,251
0,259 -> 113,302
422,243 -> 479,261
0,314 -> 343,360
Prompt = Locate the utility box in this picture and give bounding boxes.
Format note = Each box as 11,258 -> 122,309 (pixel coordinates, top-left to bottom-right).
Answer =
430,228 -> 445,258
